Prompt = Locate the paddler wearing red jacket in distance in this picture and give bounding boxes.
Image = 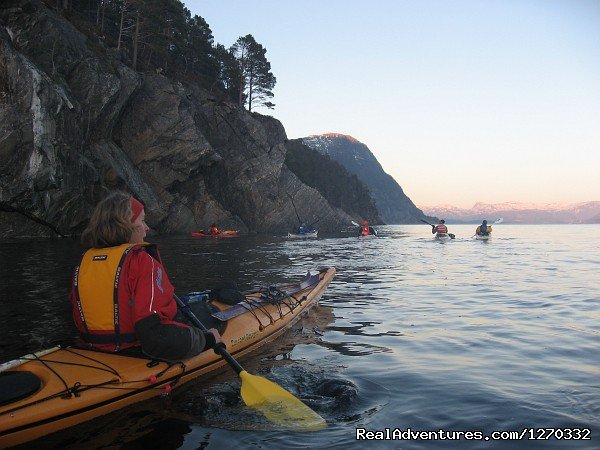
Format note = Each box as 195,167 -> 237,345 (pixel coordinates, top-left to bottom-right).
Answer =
209,223 -> 220,235
432,219 -> 449,235
360,220 -> 370,236
71,191 -> 222,361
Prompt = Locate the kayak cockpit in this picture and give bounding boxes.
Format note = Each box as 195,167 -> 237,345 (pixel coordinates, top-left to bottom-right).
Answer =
0,371 -> 41,407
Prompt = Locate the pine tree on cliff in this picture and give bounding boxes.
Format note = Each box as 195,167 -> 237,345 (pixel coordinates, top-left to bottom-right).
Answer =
230,34 -> 276,111
183,13 -> 219,83
214,44 -> 242,103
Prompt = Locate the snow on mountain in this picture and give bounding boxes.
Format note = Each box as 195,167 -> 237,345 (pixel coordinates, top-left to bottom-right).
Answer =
420,201 -> 600,224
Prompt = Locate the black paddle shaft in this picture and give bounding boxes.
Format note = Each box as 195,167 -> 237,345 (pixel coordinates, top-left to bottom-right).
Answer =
174,294 -> 244,374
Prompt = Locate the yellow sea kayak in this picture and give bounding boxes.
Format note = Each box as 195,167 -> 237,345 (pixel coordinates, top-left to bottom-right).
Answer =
0,268 -> 336,447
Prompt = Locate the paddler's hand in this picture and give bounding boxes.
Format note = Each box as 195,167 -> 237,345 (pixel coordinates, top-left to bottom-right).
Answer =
201,328 -> 224,352
207,328 -> 223,346
207,328 -> 227,354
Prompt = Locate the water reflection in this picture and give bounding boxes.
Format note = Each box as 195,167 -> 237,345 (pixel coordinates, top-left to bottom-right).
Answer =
2,225 -> 600,449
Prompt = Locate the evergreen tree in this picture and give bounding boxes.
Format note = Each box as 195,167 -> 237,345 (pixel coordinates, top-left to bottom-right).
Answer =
214,44 -> 242,102
184,13 -> 219,85
231,34 -> 276,111
68,0 -> 270,94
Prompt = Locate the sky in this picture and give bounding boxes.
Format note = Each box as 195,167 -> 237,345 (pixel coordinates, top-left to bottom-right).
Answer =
187,0 -> 600,208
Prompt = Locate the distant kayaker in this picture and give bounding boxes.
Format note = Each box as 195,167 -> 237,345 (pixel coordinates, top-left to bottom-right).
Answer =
297,223 -> 313,234
476,220 -> 492,236
432,219 -> 448,235
70,191 -> 222,361
360,220 -> 370,236
209,223 -> 220,235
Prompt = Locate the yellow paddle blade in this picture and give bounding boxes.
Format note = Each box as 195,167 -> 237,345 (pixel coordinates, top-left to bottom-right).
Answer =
239,370 -> 327,431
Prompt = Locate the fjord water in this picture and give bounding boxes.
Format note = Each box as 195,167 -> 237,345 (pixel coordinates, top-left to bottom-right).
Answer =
0,225 -> 598,449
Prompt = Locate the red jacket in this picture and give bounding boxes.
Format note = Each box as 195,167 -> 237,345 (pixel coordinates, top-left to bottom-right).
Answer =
71,244 -> 187,352
434,224 -> 448,234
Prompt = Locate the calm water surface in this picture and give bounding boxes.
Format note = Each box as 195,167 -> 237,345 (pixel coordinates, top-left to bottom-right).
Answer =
1,225 -> 598,449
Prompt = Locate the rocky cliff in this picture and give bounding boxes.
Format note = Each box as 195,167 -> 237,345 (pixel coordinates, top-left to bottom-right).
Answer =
285,139 -> 382,224
302,133 -> 432,224
0,1 -> 353,238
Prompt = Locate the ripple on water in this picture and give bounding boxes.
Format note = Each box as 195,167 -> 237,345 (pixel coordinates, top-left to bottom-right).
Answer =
2,225 -> 599,449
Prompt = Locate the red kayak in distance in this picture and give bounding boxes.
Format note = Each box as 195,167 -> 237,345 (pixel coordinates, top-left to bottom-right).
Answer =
191,230 -> 240,238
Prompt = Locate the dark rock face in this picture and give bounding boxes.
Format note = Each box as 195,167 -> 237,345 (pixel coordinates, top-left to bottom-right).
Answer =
302,133 -> 431,224
285,139 -> 383,224
0,1 -> 352,238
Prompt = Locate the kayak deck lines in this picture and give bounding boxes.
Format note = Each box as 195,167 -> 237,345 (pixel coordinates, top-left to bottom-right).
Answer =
241,291 -> 308,331
211,272 -> 320,321
0,348 -> 187,418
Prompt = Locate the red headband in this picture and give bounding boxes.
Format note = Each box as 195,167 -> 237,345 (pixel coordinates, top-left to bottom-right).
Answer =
131,197 -> 144,223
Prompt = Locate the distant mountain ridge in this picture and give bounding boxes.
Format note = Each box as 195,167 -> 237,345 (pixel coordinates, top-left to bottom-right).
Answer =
301,133 -> 431,224
421,202 -> 600,224
285,139 -> 382,224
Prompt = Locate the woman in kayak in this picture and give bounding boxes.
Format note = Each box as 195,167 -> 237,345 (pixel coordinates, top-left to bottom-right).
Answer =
209,223 -> 221,235
71,191 -> 222,361
432,219 -> 449,235
476,219 -> 492,236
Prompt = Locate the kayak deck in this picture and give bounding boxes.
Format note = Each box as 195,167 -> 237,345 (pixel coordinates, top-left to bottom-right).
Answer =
0,268 -> 335,447
287,231 -> 318,238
